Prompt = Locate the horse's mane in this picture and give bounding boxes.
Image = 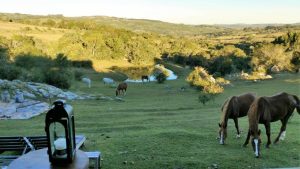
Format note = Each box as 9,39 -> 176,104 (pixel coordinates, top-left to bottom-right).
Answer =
220,98 -> 230,126
248,97 -> 271,134
220,96 -> 239,126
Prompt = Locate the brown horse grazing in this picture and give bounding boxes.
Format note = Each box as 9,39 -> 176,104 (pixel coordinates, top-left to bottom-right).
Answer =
218,93 -> 256,145
141,75 -> 150,82
116,82 -> 127,96
243,92 -> 300,158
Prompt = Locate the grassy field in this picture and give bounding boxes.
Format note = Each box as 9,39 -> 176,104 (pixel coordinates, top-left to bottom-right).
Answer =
0,21 -> 70,42
0,67 -> 299,169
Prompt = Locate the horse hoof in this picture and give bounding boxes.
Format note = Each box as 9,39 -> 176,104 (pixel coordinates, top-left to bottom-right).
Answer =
236,134 -> 241,138
265,145 -> 270,148
242,144 -> 247,148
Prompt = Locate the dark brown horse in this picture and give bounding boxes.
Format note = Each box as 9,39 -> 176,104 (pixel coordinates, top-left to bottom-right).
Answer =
218,93 -> 256,144
116,82 -> 127,96
141,75 -> 150,82
243,92 -> 300,158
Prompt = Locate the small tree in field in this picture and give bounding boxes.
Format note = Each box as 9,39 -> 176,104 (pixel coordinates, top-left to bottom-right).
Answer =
186,67 -> 224,104
153,64 -> 169,83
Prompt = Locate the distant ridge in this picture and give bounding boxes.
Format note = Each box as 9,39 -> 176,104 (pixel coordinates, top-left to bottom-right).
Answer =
0,12 -> 299,36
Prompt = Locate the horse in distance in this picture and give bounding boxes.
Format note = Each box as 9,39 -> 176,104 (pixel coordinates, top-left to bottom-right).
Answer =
218,93 -> 256,145
141,75 -> 150,82
103,77 -> 114,85
243,92 -> 300,158
81,77 -> 91,88
116,82 -> 127,96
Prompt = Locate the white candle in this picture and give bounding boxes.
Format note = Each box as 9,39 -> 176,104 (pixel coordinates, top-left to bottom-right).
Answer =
54,138 -> 66,150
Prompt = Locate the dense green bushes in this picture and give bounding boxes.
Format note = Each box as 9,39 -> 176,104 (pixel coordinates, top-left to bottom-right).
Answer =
44,68 -> 73,89
186,67 -> 224,94
0,53 -> 74,89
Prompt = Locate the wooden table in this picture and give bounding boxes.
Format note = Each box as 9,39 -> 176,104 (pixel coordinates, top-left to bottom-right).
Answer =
8,148 -> 89,169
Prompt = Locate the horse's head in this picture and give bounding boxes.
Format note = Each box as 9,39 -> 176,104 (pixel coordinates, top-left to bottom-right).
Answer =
292,95 -> 300,114
218,122 -> 227,145
251,129 -> 262,158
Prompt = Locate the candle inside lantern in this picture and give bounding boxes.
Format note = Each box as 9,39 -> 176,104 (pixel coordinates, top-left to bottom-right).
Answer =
54,138 -> 67,155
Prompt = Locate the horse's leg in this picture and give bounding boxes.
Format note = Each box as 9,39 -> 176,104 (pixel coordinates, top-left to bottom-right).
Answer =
274,119 -> 287,143
243,129 -> 250,147
264,122 -> 271,148
233,118 -> 241,138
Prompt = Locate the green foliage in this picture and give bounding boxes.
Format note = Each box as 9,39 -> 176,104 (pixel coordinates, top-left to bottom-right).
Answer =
10,35 -> 43,56
153,65 -> 169,83
0,64 -> 22,80
198,92 -> 214,105
273,32 -> 300,49
44,68 -> 73,89
209,57 -> 233,76
251,44 -> 293,72
154,72 -> 167,83
14,54 -> 53,69
54,53 -> 71,68
186,67 -> 224,94
71,60 -> 93,68
291,51 -> 300,71
74,69 -> 84,81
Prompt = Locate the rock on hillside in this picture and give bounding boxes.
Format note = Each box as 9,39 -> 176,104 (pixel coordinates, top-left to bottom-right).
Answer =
0,79 -> 86,100
0,79 -> 90,119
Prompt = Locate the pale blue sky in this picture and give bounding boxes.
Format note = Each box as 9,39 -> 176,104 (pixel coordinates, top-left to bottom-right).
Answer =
1,0 -> 299,24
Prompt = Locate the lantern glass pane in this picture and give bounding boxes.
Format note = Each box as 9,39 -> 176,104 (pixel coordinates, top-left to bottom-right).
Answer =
49,122 -> 67,158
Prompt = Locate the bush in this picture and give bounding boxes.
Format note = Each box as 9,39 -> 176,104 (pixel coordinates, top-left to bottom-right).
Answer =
14,54 -> 53,70
0,64 -> 22,80
71,60 -> 93,69
54,53 -> 71,68
19,68 -> 45,82
208,57 -> 233,76
44,68 -> 73,89
186,66 -> 224,94
198,92 -> 212,105
154,72 -> 167,83
153,64 -> 169,83
74,69 -> 84,80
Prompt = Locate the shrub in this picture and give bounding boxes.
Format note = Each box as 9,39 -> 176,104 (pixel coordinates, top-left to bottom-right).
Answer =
44,68 -> 73,89
0,64 -> 22,80
186,66 -> 224,94
198,92 -> 212,105
54,53 -> 71,68
71,60 -> 93,69
208,56 -> 233,76
153,64 -> 169,83
154,72 -> 167,83
74,69 -> 84,80
14,54 -> 53,70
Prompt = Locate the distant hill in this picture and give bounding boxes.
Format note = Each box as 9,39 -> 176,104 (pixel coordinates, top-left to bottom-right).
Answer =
1,13 -> 299,37
0,13 -> 232,36
79,16 -> 232,36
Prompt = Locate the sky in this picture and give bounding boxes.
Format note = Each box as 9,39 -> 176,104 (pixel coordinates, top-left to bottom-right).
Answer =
0,0 -> 300,25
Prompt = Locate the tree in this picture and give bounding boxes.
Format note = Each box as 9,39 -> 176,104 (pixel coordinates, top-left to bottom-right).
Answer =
251,44 -> 293,72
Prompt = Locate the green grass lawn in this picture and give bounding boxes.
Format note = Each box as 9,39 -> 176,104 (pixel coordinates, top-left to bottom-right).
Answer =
0,71 -> 299,169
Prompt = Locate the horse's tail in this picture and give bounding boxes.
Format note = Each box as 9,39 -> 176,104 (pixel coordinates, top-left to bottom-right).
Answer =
292,95 -> 300,114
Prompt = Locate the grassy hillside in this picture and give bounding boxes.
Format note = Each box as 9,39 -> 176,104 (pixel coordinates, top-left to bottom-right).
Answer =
0,68 -> 299,168
0,21 -> 70,42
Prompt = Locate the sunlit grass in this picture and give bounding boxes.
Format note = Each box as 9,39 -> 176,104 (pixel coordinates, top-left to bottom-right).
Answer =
0,70 -> 299,168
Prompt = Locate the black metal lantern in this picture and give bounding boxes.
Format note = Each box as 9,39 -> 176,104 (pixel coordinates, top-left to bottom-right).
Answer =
45,100 -> 76,165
